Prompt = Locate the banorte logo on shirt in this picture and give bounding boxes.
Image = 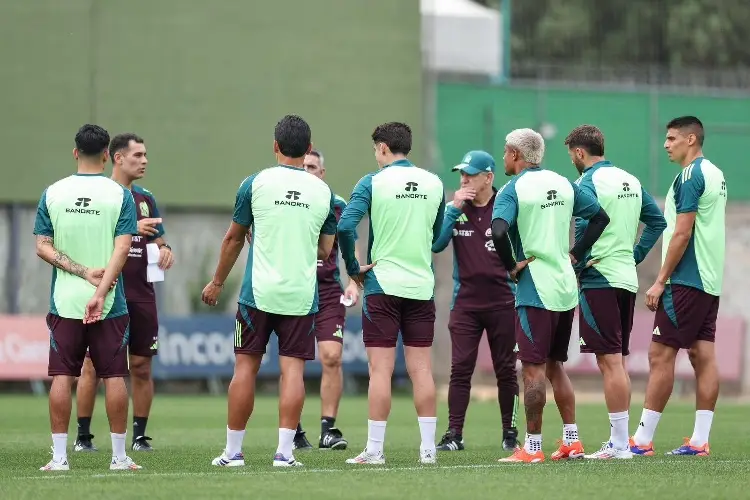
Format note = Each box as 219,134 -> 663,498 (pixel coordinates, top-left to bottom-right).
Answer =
66,197 -> 101,215
275,190 -> 310,209
396,181 -> 427,200
540,190 -> 564,209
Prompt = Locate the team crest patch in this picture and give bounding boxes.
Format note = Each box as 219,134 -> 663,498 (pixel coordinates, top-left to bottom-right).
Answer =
139,201 -> 150,217
485,228 -> 492,237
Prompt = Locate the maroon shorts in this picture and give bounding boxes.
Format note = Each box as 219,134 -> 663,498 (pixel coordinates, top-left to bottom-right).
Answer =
653,284 -> 720,350
314,297 -> 346,344
362,294 -> 435,348
516,306 -> 575,364
47,313 -> 130,378
126,301 -> 159,357
578,288 -> 635,356
235,304 -> 316,360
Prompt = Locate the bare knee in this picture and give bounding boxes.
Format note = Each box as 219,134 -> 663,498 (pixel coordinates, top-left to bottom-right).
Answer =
129,356 -> 152,382
688,341 -> 716,371
81,356 -> 97,380
318,343 -> 343,370
405,346 -> 433,381
596,353 -> 624,374
523,363 -> 546,385
544,360 -> 564,382
648,342 -> 676,369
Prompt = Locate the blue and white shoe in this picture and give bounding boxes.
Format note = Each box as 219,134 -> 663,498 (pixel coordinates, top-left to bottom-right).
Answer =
273,453 -> 303,467
211,450 -> 245,467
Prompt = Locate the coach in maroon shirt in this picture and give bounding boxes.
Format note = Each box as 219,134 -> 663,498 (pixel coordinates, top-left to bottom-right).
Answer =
432,150 -> 519,452
75,133 -> 174,454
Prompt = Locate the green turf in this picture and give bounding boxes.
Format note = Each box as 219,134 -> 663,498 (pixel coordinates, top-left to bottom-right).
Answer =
0,394 -> 747,499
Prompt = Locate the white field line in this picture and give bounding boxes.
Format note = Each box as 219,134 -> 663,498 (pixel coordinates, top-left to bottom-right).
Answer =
10,459 -> 749,481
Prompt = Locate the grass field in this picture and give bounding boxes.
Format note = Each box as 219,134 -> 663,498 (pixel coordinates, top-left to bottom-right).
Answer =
1,394 -> 748,499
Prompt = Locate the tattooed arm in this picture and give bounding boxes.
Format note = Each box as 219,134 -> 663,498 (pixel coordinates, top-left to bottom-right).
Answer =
36,236 -> 89,278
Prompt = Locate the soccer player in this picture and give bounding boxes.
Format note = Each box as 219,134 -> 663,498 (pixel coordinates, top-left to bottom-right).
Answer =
35,124 -> 140,471
338,122 -> 445,465
562,125 -> 666,459
289,149 -> 359,451
491,128 -> 610,463
74,133 -> 174,453
203,115 -> 337,468
431,150 -> 519,452
630,116 -> 726,457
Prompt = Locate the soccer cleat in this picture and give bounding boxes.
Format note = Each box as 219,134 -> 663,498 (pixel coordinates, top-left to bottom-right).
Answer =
584,441 -> 634,459
628,437 -> 655,456
345,449 -> 386,465
665,438 -> 710,456
40,458 -> 70,471
420,449 -> 437,464
273,453 -> 303,467
502,428 -> 519,451
212,450 -> 245,467
550,439 -> 585,460
74,434 -> 98,452
436,428 -> 464,451
293,431 -> 313,450
498,447 -> 544,463
132,436 -> 154,452
109,456 -> 142,470
319,427 -> 348,450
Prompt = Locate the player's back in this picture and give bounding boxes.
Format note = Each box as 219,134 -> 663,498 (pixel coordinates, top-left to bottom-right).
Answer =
501,167 -> 580,311
368,160 -> 444,300
40,174 -> 131,319
576,162 -> 642,292
240,165 -> 334,315
663,157 -> 726,296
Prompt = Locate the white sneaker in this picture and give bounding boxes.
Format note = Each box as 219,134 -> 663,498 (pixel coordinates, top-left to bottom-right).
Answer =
40,458 -> 69,471
585,441 -> 633,459
345,449 -> 386,465
212,451 -> 245,467
273,453 -> 303,467
110,456 -> 142,470
420,449 -> 437,464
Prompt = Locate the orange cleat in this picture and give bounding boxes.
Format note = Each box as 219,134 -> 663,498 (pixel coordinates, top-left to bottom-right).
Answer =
550,439 -> 585,460
498,447 -> 545,463
628,436 -> 655,456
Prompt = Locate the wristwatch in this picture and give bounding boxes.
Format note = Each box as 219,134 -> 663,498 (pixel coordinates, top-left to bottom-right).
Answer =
159,243 -> 172,251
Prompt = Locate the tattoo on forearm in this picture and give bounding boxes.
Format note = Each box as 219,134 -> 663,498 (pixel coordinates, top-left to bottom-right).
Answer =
53,250 -> 88,278
523,379 -> 546,434
39,236 -> 87,278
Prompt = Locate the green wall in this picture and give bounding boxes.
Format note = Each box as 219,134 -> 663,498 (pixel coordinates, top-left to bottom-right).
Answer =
437,83 -> 750,198
0,0 -> 422,207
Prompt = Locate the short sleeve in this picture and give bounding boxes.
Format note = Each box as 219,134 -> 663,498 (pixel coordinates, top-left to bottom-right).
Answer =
491,180 -> 519,226
33,189 -> 54,237
571,181 -> 601,219
321,191 -> 337,235
115,189 -> 138,237
674,166 -> 705,214
232,175 -> 255,227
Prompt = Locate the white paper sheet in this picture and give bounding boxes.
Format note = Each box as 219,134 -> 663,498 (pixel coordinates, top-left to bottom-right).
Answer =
146,243 -> 165,282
